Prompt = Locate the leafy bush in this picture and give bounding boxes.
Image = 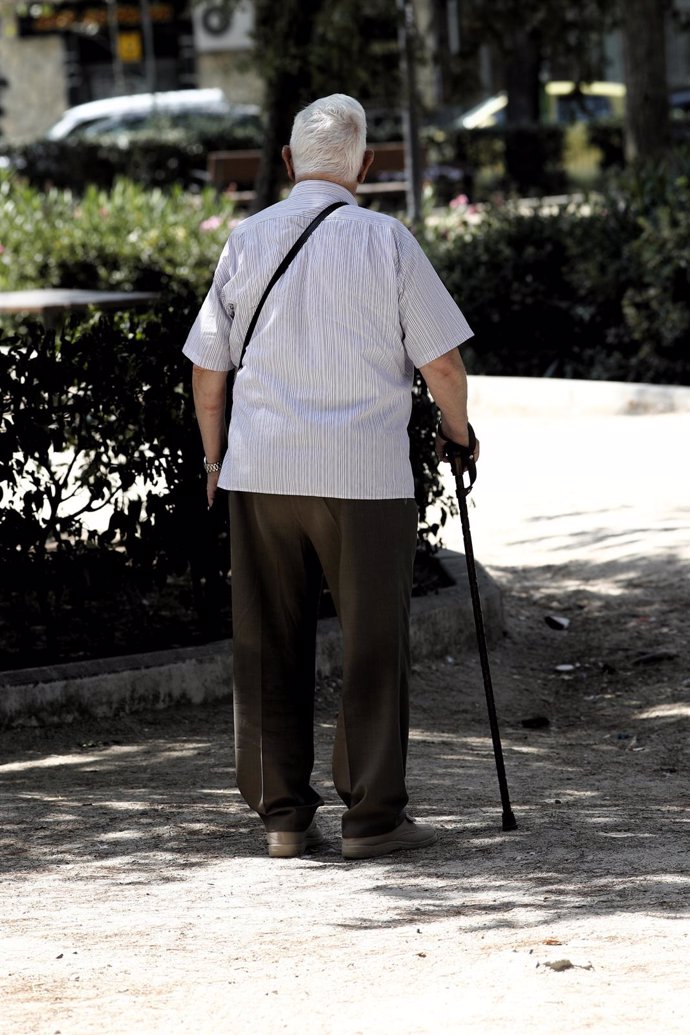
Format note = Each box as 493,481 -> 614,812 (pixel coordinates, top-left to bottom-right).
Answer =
426,124 -> 566,199
425,150 -> 690,384
0,173 -> 236,295
0,312 -> 453,667
427,202 -> 585,377
614,157 -> 690,381
0,171 -> 453,666
587,120 -> 625,170
0,306 -> 233,667
8,119 -> 264,193
502,124 -> 567,197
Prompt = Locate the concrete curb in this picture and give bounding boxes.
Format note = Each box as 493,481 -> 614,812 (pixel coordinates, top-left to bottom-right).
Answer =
467,375 -> 690,416
0,551 -> 502,728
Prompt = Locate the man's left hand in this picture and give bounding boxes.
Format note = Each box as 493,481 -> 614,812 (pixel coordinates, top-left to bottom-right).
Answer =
207,471 -> 221,509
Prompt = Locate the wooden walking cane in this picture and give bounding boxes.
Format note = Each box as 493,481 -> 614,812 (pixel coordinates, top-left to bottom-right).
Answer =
441,424 -> 518,832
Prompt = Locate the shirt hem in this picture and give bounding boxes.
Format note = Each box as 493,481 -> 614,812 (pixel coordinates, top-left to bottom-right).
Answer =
220,484 -> 416,501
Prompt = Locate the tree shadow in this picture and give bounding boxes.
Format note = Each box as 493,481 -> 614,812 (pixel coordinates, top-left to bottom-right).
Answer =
1,545 -> 688,934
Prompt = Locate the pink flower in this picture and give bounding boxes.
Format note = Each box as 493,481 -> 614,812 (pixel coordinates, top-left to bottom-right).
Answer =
99,207 -> 109,218
449,193 -> 469,210
200,215 -> 223,232
0,244 -> 5,254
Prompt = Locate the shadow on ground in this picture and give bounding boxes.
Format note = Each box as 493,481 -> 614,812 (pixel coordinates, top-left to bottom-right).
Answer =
1,549 -> 688,935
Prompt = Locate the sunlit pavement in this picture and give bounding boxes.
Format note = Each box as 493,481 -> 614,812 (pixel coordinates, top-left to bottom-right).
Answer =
439,410 -> 690,570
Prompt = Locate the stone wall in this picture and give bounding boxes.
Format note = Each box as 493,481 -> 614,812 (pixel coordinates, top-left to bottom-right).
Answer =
0,35 -> 67,143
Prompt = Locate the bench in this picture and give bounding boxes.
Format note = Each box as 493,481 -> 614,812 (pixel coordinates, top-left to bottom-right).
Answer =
207,142 -> 419,204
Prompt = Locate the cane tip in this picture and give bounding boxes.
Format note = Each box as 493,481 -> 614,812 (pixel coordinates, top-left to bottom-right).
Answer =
502,811 -> 518,832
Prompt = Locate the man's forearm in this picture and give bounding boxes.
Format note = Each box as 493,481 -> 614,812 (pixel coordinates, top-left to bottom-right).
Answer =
191,365 -> 228,461
418,347 -> 469,446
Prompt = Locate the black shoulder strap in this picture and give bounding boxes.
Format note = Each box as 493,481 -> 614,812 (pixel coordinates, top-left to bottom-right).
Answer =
237,200 -> 347,370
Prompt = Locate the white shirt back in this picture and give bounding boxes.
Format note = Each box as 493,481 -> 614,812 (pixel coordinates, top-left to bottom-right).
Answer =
183,179 -> 473,499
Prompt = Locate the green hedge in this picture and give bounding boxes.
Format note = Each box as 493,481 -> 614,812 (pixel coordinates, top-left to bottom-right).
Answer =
0,175 -> 236,295
426,123 -> 567,198
8,119 -> 264,192
0,312 -> 450,668
0,173 -> 452,666
587,120 -> 625,170
0,306 -> 232,666
0,174 -> 244,665
424,151 -> 690,384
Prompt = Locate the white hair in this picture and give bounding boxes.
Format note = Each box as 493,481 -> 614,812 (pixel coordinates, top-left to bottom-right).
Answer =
290,94 -> 367,183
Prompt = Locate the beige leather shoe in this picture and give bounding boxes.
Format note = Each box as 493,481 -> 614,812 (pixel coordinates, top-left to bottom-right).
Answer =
342,816 -> 438,860
266,820 -> 326,859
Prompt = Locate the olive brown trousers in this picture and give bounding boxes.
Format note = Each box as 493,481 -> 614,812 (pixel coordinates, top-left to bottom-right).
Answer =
229,491 -> 418,839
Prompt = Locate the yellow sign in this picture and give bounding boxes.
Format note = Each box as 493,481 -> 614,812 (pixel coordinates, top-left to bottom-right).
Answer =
118,31 -> 142,64
17,4 -> 175,36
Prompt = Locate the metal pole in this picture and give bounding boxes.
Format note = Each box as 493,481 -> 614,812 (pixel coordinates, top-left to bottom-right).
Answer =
106,0 -> 126,95
139,0 -> 157,94
397,0 -> 423,229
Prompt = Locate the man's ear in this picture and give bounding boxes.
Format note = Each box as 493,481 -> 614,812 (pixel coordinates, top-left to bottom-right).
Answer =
282,145 -> 295,182
357,148 -> 375,184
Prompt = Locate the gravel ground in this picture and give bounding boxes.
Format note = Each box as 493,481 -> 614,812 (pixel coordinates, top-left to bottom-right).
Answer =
1,412 -> 689,1035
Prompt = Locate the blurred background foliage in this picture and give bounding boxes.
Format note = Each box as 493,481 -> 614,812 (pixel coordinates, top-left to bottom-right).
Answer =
0,174 -> 235,292
426,152 -> 690,384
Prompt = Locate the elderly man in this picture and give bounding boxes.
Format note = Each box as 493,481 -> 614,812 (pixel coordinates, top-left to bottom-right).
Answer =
183,94 -> 476,860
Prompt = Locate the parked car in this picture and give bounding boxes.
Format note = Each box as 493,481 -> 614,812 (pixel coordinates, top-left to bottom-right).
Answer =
454,81 -> 690,129
0,88 -> 264,185
44,88 -> 261,141
454,82 -> 626,130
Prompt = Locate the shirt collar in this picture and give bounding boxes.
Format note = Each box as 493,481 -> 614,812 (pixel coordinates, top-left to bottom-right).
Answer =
288,179 -> 357,206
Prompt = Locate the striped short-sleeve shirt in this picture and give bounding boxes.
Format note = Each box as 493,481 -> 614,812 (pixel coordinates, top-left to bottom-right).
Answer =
183,179 -> 473,499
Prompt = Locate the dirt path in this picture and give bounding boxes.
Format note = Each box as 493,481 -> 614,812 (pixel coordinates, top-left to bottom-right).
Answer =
1,413 -> 689,1034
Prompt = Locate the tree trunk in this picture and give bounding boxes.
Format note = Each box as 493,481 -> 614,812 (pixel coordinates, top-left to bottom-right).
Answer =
398,0 -> 423,229
504,28 -> 541,126
250,86 -> 295,214
504,27 -> 542,193
622,0 -> 670,162
251,0 -> 323,213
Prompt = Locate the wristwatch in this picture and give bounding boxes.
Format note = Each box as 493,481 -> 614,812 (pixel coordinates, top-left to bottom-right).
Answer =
203,458 -> 222,474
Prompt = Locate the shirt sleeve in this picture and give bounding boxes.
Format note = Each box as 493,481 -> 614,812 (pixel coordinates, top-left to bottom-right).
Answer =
395,224 -> 474,368
182,238 -> 237,372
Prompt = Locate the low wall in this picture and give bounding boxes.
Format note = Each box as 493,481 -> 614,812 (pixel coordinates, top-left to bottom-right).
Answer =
0,551 -> 502,728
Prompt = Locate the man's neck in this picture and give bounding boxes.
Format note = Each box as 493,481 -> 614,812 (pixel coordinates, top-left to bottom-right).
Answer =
294,173 -> 358,196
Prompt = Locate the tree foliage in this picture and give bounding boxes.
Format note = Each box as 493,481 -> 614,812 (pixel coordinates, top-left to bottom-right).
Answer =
452,0 -> 681,163
621,0 -> 671,160
249,0 -> 400,209
458,0 -> 620,81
